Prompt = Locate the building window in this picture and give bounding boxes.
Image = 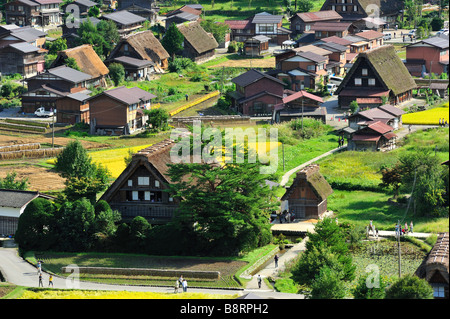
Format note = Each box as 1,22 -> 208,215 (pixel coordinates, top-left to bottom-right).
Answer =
332,5 -> 336,10
342,5 -> 347,12
355,78 -> 362,86
144,191 -> 151,201
138,177 -> 150,185
307,65 -> 316,71
433,285 -> 445,298
132,191 -> 139,201
155,180 -> 160,188
128,180 -> 133,186
362,68 -> 368,76
368,78 -> 376,86
316,31 -> 322,37
353,5 -> 358,11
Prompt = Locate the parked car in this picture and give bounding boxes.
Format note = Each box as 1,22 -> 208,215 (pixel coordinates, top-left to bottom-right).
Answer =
408,29 -> 416,36
329,76 -> 343,85
436,29 -> 449,36
327,83 -> 337,93
383,32 -> 392,40
34,107 -> 54,117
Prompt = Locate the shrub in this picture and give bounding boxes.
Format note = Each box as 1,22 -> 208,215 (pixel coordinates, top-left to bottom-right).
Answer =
385,274 -> 433,299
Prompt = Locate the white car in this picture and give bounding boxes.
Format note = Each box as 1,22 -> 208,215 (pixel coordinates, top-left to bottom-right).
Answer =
327,83 -> 337,93
408,29 -> 416,36
34,107 -> 54,117
383,32 -> 392,40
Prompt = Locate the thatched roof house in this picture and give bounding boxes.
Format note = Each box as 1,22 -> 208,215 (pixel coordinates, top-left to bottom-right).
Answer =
51,44 -> 109,87
336,45 -> 417,108
99,139 -> 181,224
281,164 -> 333,219
416,232 -> 449,299
176,21 -> 218,63
106,30 -> 170,71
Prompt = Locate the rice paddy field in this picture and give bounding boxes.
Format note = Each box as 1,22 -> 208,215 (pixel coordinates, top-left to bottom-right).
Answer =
403,102 -> 449,125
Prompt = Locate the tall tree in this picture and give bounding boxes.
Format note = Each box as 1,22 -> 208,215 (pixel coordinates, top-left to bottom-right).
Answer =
161,23 -> 184,59
0,171 -> 28,190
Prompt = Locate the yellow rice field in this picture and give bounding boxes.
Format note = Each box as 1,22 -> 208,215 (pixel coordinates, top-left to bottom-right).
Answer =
89,144 -> 153,178
19,289 -> 236,299
402,103 -> 449,125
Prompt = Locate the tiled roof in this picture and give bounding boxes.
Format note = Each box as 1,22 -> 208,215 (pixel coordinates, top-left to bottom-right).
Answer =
295,10 -> 342,23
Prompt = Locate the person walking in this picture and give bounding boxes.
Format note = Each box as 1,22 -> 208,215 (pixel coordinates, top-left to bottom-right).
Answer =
48,275 -> 54,288
410,221 -> 414,233
38,273 -> 43,287
257,275 -> 262,289
274,254 -> 279,268
182,279 -> 188,292
174,279 -> 180,293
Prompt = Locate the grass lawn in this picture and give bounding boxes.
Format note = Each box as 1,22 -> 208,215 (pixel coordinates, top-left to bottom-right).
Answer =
328,189 -> 449,233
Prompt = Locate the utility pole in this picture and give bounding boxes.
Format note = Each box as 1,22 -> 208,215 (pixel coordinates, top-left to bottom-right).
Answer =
397,219 -> 402,278
282,143 -> 285,171
301,98 -> 304,132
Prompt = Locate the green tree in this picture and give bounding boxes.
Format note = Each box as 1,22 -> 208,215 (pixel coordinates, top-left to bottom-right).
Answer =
200,19 -> 230,44
88,5 -> 100,17
129,216 -> 152,252
430,17 -> 444,31
15,198 -> 56,251
161,23 -> 184,59
65,57 -> 81,71
385,275 -> 434,299
310,266 -> 347,299
380,164 -> 403,199
54,198 -> 97,251
108,63 -> 125,86
46,38 -> 67,55
145,108 -> 169,132
297,0 -> 314,13
0,171 -> 29,190
349,100 -> 359,114
55,140 -> 96,178
352,273 -> 387,299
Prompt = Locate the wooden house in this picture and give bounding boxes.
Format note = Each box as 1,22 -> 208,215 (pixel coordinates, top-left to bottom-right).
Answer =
106,30 -> 170,73
281,164 -> 333,219
244,35 -> 270,56
99,139 -> 181,224
176,21 -> 218,63
316,41 -> 348,76
229,69 -> 285,116
4,0 -> 62,28
320,0 -> 403,26
21,65 -> 93,113
415,232 -> 449,299
0,25 -> 47,49
336,45 -> 417,109
62,0 -> 97,16
348,120 -> 397,151
88,86 -> 156,135
272,90 -> 326,124
55,91 -> 90,124
405,37 -> 449,77
347,104 -> 405,130
118,0 -> 160,24
50,44 -> 109,87
354,30 -> 384,50
102,10 -> 146,35
290,10 -> 342,36
165,5 -> 201,29
0,42 -> 45,77
0,189 -> 54,236
311,21 -> 356,40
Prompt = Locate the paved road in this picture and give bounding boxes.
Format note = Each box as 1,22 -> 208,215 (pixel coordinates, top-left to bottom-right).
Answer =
0,247 -> 304,299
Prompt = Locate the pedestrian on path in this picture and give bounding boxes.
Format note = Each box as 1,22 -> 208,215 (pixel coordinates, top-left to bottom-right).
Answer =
48,275 -> 53,287
257,275 -> 262,289
174,279 -> 180,293
410,221 -> 414,233
274,254 -> 279,268
182,279 -> 188,292
38,273 -> 43,287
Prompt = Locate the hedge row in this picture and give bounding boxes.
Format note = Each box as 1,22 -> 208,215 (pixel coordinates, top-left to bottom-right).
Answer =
0,147 -> 63,160
0,143 -> 40,153
60,266 -> 221,280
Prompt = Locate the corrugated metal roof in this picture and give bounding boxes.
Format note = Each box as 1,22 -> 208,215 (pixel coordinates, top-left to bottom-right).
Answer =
104,10 -> 146,26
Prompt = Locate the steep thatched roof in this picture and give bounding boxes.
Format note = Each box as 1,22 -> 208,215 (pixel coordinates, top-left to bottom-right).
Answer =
281,164 -> 333,202
336,45 -> 416,96
52,44 -> 109,78
177,21 -> 218,55
121,30 -> 170,61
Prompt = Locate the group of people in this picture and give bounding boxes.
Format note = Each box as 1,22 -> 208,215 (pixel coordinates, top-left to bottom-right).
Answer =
37,261 -> 53,288
277,210 -> 295,224
174,275 -> 188,293
439,118 -> 448,127
395,221 -> 414,236
367,220 -> 379,238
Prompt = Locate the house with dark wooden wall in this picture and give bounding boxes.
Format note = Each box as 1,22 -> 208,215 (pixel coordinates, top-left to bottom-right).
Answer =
4,0 -> 63,28
50,44 -> 109,87
106,30 -> 170,74
55,91 -> 90,124
118,0 -> 159,24
99,139 -> 181,224
290,10 -> 342,36
176,21 -> 218,63
348,121 -> 397,151
405,37 -> 449,77
281,164 -> 333,219
0,42 -> 45,77
336,45 -> 417,109
229,69 -> 285,116
88,86 -> 156,135
102,10 -> 146,35
21,65 -> 93,113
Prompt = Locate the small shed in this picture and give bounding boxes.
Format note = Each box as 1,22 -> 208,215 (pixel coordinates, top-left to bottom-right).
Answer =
244,35 -> 270,56
281,164 -> 333,219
